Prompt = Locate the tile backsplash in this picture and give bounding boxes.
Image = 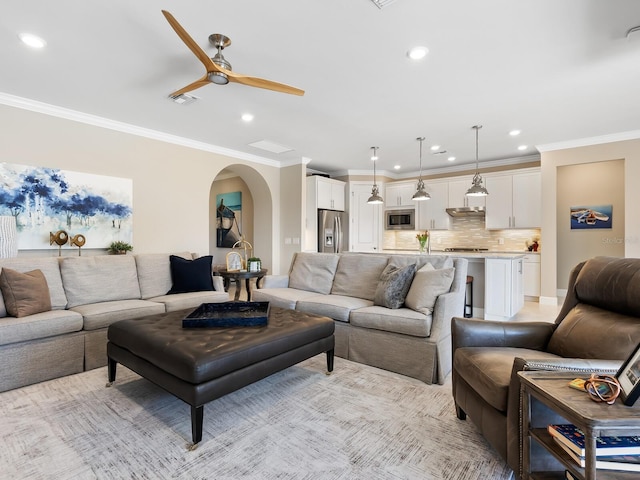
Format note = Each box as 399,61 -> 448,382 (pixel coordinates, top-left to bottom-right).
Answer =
383,216 -> 541,252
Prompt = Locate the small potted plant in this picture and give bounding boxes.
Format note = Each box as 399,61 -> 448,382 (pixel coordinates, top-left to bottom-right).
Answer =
247,257 -> 262,272
108,241 -> 133,255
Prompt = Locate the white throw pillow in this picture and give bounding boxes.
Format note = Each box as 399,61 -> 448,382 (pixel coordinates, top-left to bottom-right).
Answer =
404,264 -> 455,315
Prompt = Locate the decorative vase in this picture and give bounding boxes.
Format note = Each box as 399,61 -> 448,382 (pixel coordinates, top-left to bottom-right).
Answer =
419,241 -> 427,254
0,216 -> 18,258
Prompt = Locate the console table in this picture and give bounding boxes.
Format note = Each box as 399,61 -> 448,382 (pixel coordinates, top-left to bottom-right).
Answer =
519,371 -> 640,480
213,268 -> 268,301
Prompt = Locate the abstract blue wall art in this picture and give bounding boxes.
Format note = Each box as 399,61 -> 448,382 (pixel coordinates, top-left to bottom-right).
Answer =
0,162 -> 133,250
570,205 -> 612,230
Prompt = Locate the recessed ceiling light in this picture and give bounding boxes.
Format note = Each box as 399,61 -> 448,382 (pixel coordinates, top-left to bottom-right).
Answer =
18,33 -> 46,49
241,113 -> 254,122
447,156 -> 456,162
517,145 -> 528,151
394,165 -> 401,170
509,129 -> 521,136
430,145 -> 440,151
407,46 -> 429,60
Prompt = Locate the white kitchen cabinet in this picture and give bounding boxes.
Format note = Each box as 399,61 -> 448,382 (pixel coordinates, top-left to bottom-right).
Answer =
385,181 -> 416,208
417,181 -> 449,230
448,178 -> 486,208
309,176 -> 345,211
485,171 -> 541,229
523,254 -> 541,297
484,257 -> 524,321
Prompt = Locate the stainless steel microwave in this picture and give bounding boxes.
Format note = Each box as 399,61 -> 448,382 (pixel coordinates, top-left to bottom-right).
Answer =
385,209 -> 415,230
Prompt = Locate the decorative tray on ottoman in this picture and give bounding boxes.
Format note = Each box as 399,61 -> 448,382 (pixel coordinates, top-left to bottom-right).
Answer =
182,302 -> 270,328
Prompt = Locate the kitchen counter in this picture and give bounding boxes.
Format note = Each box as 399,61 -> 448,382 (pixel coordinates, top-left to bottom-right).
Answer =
382,249 -> 528,259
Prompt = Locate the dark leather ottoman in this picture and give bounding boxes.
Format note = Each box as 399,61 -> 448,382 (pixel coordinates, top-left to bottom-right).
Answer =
106,306 -> 335,447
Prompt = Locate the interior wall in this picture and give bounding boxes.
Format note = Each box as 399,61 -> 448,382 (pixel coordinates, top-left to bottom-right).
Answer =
540,139 -> 640,303
0,103 -> 287,272
279,164 -> 306,272
556,160 -> 625,289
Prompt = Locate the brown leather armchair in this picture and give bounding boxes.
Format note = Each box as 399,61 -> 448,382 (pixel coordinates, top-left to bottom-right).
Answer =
452,256 -> 640,479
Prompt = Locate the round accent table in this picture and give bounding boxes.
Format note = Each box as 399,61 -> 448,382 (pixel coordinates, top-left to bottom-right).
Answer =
213,268 -> 268,301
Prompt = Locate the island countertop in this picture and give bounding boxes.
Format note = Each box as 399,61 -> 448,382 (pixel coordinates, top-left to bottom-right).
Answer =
381,249 -> 528,259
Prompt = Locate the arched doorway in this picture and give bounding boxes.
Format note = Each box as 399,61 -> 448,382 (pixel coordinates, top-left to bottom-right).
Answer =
209,165 -> 274,272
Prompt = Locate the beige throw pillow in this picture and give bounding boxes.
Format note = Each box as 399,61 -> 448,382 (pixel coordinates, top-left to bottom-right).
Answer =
0,268 -> 52,318
404,265 -> 455,315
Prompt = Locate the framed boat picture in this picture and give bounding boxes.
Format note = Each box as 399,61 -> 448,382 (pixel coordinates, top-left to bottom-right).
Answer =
570,205 -> 612,230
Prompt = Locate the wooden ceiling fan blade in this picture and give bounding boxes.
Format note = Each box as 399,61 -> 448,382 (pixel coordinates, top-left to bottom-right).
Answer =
161,10 -> 220,73
228,73 -> 305,96
170,75 -> 211,97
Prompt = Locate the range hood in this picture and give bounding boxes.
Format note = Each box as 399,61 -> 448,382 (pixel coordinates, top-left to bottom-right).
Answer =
446,206 -> 486,217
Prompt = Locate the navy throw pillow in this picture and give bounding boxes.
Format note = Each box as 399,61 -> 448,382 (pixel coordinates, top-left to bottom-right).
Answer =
167,255 -> 214,294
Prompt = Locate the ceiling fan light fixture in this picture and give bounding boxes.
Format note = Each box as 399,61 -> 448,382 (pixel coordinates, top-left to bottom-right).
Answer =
466,125 -> 489,197
413,137 -> 431,201
367,147 -> 384,204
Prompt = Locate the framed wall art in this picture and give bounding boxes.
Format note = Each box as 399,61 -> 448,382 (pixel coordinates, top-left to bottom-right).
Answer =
0,162 -> 132,250
570,205 -> 612,230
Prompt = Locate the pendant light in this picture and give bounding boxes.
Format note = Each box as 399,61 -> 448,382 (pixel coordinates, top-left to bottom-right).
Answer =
412,136 -> 430,201
465,125 -> 489,197
367,147 -> 384,204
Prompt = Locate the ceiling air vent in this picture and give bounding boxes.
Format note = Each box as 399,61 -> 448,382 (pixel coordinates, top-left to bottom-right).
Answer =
169,93 -> 199,105
370,0 -> 397,10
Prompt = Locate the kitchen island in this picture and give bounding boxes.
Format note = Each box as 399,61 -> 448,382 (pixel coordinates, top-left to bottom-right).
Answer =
382,250 -> 527,320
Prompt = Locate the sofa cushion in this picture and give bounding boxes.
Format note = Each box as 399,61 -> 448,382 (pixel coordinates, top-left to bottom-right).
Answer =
350,306 -> 432,337
71,299 -> 165,331
252,287 -> 320,310
0,309 -> 83,346
405,266 -> 455,315
454,347 -> 561,412
374,263 -> 416,309
547,303 -> 640,360
0,257 -> 67,316
167,255 -> 214,294
0,268 -> 51,318
289,252 -> 339,294
331,254 -> 389,301
296,294 -> 373,322
135,252 -> 193,299
61,256 -> 141,308
149,291 -> 229,312
573,256 -> 640,317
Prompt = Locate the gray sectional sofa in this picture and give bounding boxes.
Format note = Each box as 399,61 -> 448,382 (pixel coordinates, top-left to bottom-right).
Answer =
252,252 -> 468,384
0,253 -> 228,392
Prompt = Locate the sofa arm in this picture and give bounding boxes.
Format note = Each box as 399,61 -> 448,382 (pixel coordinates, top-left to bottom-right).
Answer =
260,275 -> 289,289
451,317 -> 555,352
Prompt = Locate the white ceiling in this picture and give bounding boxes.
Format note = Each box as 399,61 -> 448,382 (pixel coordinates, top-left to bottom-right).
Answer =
2,0 -> 640,176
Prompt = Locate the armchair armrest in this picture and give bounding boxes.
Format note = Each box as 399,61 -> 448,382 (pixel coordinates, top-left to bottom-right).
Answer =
451,317 -> 555,352
260,275 -> 289,289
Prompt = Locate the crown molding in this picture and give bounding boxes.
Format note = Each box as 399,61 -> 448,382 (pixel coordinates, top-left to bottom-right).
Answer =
0,92 -> 282,168
342,154 -> 540,179
537,130 -> 640,152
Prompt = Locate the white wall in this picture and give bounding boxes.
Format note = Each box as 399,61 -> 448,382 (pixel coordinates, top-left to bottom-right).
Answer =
0,103 -> 290,272
540,139 -> 640,303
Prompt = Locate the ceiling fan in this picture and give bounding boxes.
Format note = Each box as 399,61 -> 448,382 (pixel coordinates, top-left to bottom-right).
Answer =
161,10 -> 305,97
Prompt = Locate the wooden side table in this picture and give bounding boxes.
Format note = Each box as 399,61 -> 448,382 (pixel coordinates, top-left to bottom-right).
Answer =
213,268 -> 268,301
519,371 -> 640,480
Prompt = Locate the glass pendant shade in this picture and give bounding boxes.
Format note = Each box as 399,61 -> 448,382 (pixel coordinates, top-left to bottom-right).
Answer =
466,125 -> 489,197
367,147 -> 384,204
413,137 -> 430,201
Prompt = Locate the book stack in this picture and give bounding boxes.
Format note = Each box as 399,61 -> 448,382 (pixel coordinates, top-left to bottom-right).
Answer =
548,424 -> 640,472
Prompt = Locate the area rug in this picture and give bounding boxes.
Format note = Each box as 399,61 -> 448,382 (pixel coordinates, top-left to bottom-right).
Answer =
0,356 -> 512,479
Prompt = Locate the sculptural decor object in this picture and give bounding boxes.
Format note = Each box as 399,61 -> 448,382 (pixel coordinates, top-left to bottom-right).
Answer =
50,230 -> 69,256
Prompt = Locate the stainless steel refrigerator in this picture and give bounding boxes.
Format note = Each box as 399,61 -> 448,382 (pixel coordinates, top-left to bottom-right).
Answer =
318,209 -> 347,253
